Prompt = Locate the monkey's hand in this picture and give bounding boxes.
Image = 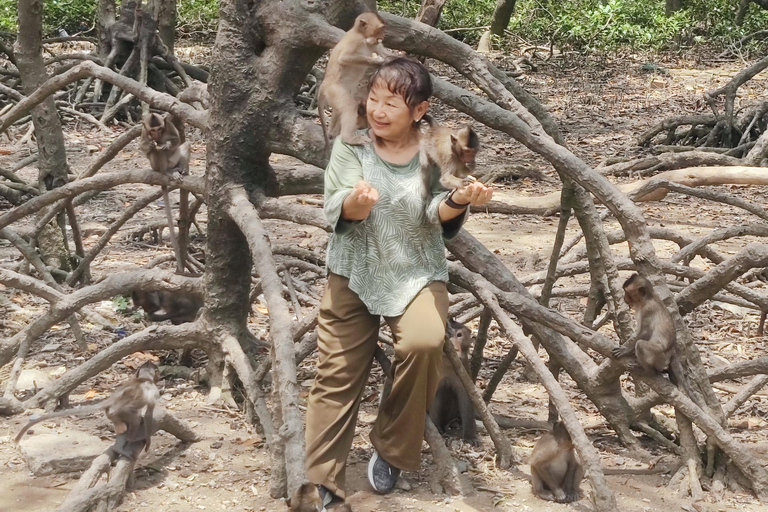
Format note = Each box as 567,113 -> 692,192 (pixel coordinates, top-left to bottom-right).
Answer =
465,436 -> 481,447
612,344 -> 633,359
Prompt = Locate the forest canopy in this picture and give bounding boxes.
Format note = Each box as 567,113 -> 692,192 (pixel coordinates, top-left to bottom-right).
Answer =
1,0 -> 768,50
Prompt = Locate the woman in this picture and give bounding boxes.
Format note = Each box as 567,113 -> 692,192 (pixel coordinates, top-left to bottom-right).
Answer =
305,57 -> 493,509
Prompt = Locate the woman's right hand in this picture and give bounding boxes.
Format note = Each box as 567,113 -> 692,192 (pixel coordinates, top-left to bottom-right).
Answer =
341,180 -> 379,221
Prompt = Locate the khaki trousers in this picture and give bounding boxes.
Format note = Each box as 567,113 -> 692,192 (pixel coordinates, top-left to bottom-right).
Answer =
305,273 -> 448,498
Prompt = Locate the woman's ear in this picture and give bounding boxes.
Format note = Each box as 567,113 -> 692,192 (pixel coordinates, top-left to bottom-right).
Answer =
414,101 -> 429,122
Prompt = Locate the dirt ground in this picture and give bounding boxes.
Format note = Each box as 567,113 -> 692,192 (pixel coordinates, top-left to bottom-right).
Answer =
2,48 -> 768,512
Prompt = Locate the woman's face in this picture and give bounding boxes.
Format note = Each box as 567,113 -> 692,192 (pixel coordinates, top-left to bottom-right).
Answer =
366,81 -> 427,141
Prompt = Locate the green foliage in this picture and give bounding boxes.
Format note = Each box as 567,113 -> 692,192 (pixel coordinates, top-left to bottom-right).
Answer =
177,0 -> 219,36
113,294 -> 133,313
0,0 -> 96,34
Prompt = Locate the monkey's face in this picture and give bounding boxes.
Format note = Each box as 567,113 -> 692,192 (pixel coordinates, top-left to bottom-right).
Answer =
358,12 -> 385,44
148,126 -> 164,142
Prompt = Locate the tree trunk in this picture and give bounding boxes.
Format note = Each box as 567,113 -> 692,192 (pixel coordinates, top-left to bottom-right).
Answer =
665,0 -> 683,14
97,0 -> 116,56
156,0 -> 177,55
205,0 -> 343,497
478,0 -> 517,53
416,0 -> 447,27
15,0 -> 72,273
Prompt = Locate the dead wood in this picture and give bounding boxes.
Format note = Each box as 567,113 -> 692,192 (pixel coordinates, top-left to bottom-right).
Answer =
68,190 -> 164,286
676,243 -> 768,314
600,150 -> 740,177
629,177 -> 768,220
723,375 -> 768,418
637,115 -> 717,146
0,169 -> 204,231
55,406 -> 199,512
470,307 -> 493,382
0,60 -> 207,135
0,269 -> 201,368
671,224 -> 768,264
709,356 -> 768,382
444,335 -> 518,468
226,187 -> 305,492
451,266 -> 618,510
22,321 -> 204,410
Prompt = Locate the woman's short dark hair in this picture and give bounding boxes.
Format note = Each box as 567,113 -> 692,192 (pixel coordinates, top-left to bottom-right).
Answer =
368,57 -> 432,110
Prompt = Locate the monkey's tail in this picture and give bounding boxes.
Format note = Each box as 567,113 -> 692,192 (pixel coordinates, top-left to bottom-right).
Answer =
421,113 -> 438,128
14,403 -> 106,443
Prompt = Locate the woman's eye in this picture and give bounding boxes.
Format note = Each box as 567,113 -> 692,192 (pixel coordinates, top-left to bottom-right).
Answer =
386,103 -> 396,108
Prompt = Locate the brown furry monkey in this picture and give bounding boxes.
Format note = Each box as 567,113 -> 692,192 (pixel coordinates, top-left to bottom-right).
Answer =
317,12 -> 395,147
428,318 -> 479,445
139,112 -> 191,273
286,483 -> 353,511
612,273 -> 676,373
15,362 -> 160,456
131,289 -> 203,325
529,421 -> 583,503
419,114 -> 480,199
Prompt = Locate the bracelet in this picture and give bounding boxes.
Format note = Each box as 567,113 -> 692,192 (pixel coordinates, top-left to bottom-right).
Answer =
444,191 -> 470,209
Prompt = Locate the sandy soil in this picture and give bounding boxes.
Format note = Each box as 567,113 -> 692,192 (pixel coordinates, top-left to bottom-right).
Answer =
2,50 -> 768,512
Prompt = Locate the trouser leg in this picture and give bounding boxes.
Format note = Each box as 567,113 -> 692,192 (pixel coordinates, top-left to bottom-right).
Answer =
370,281 -> 449,472
305,273 -> 379,499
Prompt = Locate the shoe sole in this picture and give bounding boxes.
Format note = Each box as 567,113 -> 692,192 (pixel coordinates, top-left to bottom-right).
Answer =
367,450 -> 380,492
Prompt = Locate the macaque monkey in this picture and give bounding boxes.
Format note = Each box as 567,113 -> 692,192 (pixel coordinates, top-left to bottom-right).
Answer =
419,114 -> 480,199
286,483 -> 353,511
612,273 -> 676,374
15,362 -> 160,458
139,112 -> 191,273
317,12 -> 394,146
428,319 -> 479,445
529,421 -> 583,503
131,289 -> 203,324
178,81 -> 209,110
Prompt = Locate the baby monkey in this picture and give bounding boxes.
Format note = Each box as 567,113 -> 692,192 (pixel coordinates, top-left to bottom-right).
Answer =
420,114 -> 480,199
139,112 -> 191,273
15,362 -> 160,458
286,482 -> 352,511
317,12 -> 395,147
529,421 -> 583,503
428,318 -> 479,445
612,273 -> 676,374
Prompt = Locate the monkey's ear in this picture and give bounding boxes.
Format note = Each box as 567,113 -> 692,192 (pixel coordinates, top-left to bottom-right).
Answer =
359,19 -> 368,29
450,134 -> 458,145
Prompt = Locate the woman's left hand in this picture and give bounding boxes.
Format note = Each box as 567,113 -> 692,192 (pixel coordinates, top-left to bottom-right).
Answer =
452,181 -> 494,207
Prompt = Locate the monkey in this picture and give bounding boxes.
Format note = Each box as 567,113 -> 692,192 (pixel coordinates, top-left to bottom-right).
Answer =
131,289 -> 203,325
612,273 -> 676,374
178,81 -> 209,110
139,112 -> 192,273
15,362 -> 160,458
317,12 -> 395,147
529,421 -> 583,503
286,483 -> 354,511
428,318 -> 479,446
419,114 -> 480,200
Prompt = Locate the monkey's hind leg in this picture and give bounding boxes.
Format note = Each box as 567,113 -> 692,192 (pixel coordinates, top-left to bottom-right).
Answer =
161,186 -> 184,274
338,98 -> 371,146
530,468 -> 556,502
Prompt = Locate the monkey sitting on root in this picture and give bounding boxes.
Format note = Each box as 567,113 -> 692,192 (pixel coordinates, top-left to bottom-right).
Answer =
529,421 -> 583,503
15,362 -> 160,460
612,273 -> 676,376
428,318 -> 479,446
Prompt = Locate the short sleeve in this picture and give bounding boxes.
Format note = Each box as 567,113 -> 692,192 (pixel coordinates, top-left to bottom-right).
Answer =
324,138 -> 363,234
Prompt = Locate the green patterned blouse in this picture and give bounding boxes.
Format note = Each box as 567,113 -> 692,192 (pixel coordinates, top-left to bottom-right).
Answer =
324,134 -> 467,316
